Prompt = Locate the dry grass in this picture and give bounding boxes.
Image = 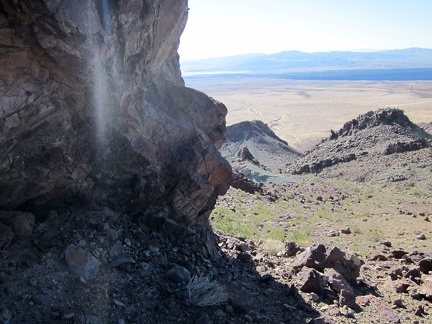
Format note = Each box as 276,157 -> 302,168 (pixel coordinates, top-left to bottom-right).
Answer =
185,78 -> 432,152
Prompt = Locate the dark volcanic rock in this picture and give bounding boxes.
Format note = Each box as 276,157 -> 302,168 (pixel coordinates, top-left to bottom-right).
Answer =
291,244 -> 327,271
283,241 -> 305,258
290,108 -> 432,174
0,0 -> 231,234
297,267 -> 327,294
291,245 -> 364,285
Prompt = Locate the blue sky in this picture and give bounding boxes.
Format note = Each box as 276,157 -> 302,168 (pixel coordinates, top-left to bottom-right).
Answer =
179,0 -> 432,61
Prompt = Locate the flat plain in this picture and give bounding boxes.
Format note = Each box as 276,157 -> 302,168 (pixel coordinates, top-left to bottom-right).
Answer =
185,77 -> 432,152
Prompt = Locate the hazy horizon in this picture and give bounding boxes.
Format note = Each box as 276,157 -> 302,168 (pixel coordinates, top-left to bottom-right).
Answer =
179,0 -> 432,61
180,47 -> 432,62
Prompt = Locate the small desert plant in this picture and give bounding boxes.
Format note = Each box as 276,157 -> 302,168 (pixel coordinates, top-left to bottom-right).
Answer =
259,238 -> 285,255
369,227 -> 384,242
186,275 -> 228,307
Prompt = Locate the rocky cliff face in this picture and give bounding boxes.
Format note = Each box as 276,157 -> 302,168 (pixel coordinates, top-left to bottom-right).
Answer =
0,0 -> 231,232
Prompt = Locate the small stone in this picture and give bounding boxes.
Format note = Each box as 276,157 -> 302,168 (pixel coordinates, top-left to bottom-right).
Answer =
264,288 -> 274,296
244,314 -> 253,322
390,250 -> 408,259
259,274 -> 272,283
65,244 -> 100,280
393,299 -> 404,308
381,241 -> 392,247
62,311 -> 76,320
148,245 -> 160,253
310,292 -> 320,302
414,304 -> 426,317
417,233 -> 426,240
32,293 -> 53,305
327,230 -> 339,237
341,228 -> 351,234
96,222 -> 110,232
394,280 -> 411,293
113,299 -> 126,307
165,265 -> 190,284
339,289 -> 357,309
124,238 -> 132,247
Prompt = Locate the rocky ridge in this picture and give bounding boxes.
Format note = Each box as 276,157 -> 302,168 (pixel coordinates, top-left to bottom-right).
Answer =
290,108 -> 432,174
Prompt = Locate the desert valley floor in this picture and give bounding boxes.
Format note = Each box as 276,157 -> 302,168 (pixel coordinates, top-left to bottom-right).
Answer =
185,78 -> 432,152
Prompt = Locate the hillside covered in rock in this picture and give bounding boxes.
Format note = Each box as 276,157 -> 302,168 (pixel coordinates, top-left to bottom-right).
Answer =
1,1 -> 432,323
290,108 -> 432,175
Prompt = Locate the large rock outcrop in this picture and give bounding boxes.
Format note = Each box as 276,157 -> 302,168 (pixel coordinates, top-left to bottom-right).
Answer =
0,0 -> 231,232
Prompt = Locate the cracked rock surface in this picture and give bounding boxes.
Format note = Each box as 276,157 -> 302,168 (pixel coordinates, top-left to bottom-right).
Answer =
0,0 -> 231,231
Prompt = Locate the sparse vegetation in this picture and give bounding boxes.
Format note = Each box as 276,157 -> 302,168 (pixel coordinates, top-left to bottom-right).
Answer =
186,275 -> 228,307
212,142 -> 432,257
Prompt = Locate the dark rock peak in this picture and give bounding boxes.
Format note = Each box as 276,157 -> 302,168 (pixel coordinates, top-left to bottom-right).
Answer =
291,108 -> 431,174
227,120 -> 288,145
331,108 -> 431,140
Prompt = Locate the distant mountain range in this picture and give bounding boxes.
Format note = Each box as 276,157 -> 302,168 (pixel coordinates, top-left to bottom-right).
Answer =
181,48 -> 432,80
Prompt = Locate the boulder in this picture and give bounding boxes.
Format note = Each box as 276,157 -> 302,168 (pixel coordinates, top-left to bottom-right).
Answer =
324,268 -> 353,294
418,258 -> 432,274
297,268 -> 327,294
291,244 -> 327,271
320,247 -> 364,284
283,241 -> 305,258
291,245 -> 363,285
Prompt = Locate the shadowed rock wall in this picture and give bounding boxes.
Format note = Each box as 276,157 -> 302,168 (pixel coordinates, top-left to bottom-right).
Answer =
0,0 -> 231,232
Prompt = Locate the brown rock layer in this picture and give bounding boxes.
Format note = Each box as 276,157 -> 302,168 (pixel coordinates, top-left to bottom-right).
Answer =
0,0 -> 231,231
